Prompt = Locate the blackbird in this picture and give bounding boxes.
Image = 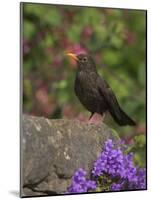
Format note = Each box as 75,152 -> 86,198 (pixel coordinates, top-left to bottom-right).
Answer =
66,53 -> 136,126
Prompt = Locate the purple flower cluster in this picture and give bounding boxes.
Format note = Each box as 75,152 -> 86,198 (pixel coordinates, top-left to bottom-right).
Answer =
110,183 -> 123,191
92,139 -> 146,191
136,168 -> 146,189
92,139 -> 125,177
66,139 -> 146,194
66,168 -> 96,193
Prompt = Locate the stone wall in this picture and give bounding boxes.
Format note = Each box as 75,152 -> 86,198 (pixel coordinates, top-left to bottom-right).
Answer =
21,115 -> 119,197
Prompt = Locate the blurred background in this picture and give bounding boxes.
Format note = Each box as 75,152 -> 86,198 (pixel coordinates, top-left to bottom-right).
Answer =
22,3 -> 146,166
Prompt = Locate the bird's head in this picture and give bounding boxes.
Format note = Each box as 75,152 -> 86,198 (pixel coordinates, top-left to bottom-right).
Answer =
66,53 -> 97,72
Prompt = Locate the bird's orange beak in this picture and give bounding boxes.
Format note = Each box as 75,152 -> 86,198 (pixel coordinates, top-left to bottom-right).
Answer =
66,53 -> 79,61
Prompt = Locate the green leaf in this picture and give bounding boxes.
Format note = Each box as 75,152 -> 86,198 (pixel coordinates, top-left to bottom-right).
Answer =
44,8 -> 61,26
102,50 -> 122,66
138,64 -> 146,87
111,35 -> 123,48
23,20 -> 36,39
134,135 -> 146,147
67,25 -> 81,42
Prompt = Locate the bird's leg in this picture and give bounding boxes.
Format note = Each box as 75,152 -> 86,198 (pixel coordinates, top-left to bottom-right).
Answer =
88,113 -> 105,125
89,112 -> 94,120
102,113 -> 106,121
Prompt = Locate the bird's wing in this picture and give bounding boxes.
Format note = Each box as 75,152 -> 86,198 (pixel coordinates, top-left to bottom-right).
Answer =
97,76 -> 136,126
97,76 -> 122,116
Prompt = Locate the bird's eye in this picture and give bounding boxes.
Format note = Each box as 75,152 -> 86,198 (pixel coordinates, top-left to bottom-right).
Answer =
83,57 -> 87,62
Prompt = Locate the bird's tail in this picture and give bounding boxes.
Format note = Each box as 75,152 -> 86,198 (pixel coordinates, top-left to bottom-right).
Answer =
110,107 -> 136,126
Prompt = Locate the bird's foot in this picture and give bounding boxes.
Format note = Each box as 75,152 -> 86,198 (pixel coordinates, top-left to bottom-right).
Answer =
88,113 -> 105,125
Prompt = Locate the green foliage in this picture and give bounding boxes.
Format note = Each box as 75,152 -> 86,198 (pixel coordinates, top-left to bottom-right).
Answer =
96,174 -> 112,192
127,135 -> 146,168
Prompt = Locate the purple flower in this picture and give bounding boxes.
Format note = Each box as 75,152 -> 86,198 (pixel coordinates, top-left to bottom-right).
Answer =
110,183 -> 123,191
66,168 -> 96,194
66,139 -> 146,194
92,140 -> 125,178
92,139 -> 146,190
130,168 -> 146,189
137,168 -> 146,189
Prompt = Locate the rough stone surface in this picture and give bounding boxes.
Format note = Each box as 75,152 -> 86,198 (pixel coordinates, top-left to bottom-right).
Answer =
21,115 -> 119,197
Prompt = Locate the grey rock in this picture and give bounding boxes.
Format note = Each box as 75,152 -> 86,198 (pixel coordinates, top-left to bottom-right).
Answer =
21,115 -> 119,197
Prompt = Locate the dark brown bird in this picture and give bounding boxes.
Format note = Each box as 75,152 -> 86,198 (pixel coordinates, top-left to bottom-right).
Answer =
66,53 -> 136,126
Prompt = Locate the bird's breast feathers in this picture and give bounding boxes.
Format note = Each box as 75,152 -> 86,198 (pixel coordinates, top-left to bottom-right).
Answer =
75,71 -> 96,93
74,71 -> 101,101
